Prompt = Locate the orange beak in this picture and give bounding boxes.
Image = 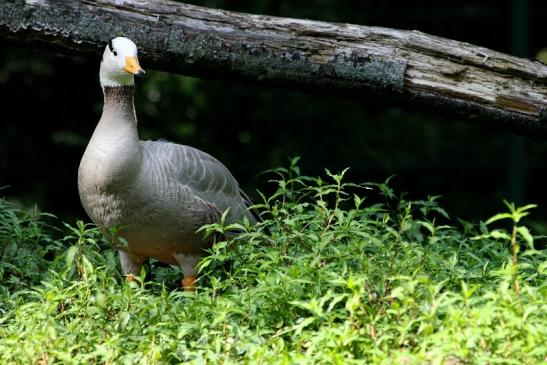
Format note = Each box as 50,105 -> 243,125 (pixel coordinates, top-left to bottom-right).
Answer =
123,56 -> 145,77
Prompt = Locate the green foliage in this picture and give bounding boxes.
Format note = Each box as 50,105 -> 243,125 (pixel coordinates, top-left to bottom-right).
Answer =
0,166 -> 546,364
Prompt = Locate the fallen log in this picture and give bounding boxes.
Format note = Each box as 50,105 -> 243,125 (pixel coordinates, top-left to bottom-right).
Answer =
2,0 -> 547,135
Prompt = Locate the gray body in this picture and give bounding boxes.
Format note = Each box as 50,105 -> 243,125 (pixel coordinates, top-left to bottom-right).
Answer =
78,86 -> 254,279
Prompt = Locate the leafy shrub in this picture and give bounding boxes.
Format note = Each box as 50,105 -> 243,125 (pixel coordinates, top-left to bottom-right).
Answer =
0,197 -> 62,296
0,162 -> 545,364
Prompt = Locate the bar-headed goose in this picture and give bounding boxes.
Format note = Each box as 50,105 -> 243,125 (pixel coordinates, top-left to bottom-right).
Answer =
78,37 -> 256,291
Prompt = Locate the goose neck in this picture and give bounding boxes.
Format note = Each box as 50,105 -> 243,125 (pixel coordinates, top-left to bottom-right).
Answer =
102,86 -> 136,118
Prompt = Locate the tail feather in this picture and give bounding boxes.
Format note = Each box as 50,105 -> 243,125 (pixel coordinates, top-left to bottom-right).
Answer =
239,188 -> 263,224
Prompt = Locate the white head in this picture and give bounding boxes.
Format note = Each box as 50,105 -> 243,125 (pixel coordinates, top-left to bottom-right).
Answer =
99,37 -> 145,87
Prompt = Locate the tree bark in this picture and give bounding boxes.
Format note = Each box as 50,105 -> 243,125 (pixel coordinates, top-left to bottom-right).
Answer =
2,0 -> 547,136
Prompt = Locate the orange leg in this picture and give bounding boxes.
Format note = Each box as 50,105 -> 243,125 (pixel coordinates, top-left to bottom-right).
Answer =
174,253 -> 201,292
125,273 -> 137,282
119,250 -> 148,283
182,276 -> 197,291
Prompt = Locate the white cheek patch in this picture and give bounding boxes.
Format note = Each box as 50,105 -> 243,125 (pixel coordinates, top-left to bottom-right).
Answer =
111,37 -> 138,58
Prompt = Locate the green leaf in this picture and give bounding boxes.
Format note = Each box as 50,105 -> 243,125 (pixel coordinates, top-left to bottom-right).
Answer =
516,204 -> 538,213
517,226 -> 534,249
485,213 -> 512,225
418,221 -> 435,234
488,229 -> 511,240
65,245 -> 78,268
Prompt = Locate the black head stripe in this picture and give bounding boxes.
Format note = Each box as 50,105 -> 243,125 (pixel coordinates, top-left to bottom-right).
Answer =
108,40 -> 114,53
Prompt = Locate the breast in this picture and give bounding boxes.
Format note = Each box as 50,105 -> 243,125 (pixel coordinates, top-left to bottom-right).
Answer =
78,140 -> 141,228
78,183 -> 129,230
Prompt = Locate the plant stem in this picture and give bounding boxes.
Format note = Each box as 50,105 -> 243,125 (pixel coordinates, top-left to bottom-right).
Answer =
510,224 -> 520,295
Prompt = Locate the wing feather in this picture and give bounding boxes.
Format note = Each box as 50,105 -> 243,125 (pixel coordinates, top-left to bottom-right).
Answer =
141,140 -> 255,224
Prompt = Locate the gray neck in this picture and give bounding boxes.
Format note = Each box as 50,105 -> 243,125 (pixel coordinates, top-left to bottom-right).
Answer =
84,85 -> 142,188
102,86 -> 136,121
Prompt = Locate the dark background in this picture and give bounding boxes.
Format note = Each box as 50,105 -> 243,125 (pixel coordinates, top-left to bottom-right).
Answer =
2,0 -> 547,227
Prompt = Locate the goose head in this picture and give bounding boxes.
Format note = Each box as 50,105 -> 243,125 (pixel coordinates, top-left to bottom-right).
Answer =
100,37 -> 145,88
